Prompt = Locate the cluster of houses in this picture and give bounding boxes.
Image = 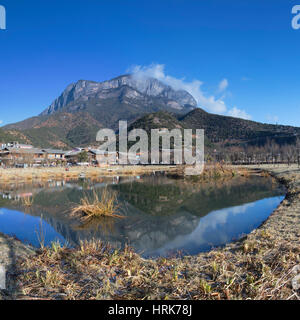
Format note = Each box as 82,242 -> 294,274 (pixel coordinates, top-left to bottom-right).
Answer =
0,142 -> 106,168
0,141 -> 179,168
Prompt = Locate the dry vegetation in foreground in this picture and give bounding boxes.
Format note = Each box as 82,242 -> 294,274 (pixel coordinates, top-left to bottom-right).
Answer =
11,233 -> 299,300
71,189 -> 123,220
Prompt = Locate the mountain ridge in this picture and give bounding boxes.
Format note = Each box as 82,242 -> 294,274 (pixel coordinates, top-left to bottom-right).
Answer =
1,74 -> 300,150
40,74 -> 197,117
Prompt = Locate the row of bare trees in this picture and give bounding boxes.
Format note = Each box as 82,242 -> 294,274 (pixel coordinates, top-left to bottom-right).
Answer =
207,137 -> 300,166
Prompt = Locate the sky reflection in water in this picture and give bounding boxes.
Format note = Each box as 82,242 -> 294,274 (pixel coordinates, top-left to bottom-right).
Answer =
0,175 -> 285,257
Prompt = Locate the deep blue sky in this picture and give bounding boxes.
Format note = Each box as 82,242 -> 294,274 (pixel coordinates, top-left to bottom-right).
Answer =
1,0 -> 300,126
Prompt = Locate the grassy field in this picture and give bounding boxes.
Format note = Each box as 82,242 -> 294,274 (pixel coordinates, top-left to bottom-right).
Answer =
0,163 -> 249,182
0,165 -> 182,182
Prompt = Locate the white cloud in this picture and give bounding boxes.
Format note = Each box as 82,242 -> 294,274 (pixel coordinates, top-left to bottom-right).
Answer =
128,64 -> 227,113
218,78 -> 228,92
228,107 -> 252,120
128,64 -> 251,119
0,120 -> 3,125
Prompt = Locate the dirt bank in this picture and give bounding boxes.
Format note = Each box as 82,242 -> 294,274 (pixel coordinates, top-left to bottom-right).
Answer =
0,233 -> 35,300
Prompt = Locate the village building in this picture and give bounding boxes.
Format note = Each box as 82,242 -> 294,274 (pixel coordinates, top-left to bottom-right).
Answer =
16,144 -> 34,149
0,147 -> 46,167
88,149 -> 118,166
42,149 -> 67,164
1,142 -> 34,149
65,148 -> 87,164
0,143 -> 147,167
88,150 -> 142,166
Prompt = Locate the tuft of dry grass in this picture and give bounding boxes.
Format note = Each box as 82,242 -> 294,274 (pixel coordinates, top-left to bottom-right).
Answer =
20,196 -> 34,207
71,188 -> 123,220
186,163 -> 238,183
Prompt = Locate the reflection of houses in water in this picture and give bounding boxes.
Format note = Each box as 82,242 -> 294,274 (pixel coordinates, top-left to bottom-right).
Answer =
0,176 -> 139,204
0,144 -> 68,167
0,180 -> 68,200
0,192 -> 32,201
47,180 -> 65,188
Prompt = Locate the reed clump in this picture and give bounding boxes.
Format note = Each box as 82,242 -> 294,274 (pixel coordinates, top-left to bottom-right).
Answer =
71,189 -> 123,220
186,163 -> 238,182
21,196 -> 34,207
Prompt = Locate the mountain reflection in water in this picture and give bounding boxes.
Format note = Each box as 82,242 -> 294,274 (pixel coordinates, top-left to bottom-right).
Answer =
0,174 -> 285,257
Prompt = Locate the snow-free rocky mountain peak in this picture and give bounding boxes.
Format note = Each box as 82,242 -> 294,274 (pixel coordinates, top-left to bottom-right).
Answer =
40,74 -> 197,116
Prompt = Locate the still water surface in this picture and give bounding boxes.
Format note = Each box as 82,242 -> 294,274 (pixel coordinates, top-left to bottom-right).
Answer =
0,175 -> 285,257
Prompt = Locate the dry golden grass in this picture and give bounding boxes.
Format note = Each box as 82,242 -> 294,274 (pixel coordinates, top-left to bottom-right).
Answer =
71,189 -> 123,220
12,235 -> 299,300
20,196 -> 34,207
184,163 -> 238,183
0,165 -> 180,183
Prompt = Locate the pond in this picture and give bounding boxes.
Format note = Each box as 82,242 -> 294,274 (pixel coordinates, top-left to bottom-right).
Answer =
0,174 -> 286,257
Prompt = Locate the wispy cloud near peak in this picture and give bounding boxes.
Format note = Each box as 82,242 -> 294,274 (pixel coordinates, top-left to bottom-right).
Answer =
228,107 -> 252,120
128,64 -> 227,114
128,64 -> 251,120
